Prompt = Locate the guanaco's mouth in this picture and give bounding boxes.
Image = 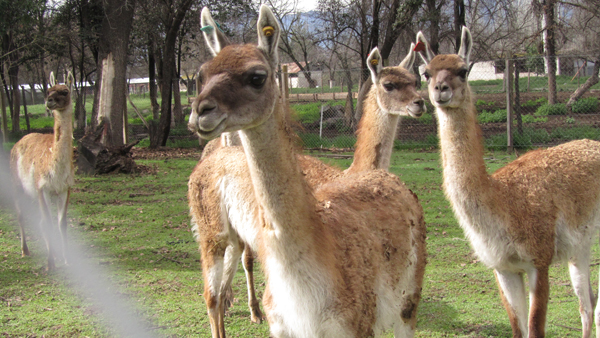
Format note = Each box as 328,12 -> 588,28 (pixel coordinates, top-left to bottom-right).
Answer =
195,117 -> 227,140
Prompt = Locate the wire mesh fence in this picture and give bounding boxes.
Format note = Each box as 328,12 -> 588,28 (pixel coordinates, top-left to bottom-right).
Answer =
281,55 -> 600,151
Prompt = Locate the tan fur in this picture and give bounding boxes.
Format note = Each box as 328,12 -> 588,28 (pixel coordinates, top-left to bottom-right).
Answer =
420,28 -> 600,338
10,83 -> 74,270
189,7 -> 426,337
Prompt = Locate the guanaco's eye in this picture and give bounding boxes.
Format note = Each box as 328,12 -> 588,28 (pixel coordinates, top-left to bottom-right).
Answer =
457,68 -> 468,80
383,83 -> 395,92
59,89 -> 69,96
249,73 -> 267,88
422,71 -> 430,81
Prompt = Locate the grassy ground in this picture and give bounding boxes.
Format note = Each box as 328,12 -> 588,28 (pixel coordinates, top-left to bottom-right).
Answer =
1,147 -> 598,337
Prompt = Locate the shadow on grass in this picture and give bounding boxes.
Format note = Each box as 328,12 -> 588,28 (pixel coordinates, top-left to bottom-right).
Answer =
418,299 -> 513,336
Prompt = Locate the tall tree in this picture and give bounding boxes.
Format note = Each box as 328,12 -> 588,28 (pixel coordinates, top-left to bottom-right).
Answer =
542,0 -> 557,104
95,0 -> 136,147
147,0 -> 194,148
0,0 -> 47,134
268,0 -> 322,88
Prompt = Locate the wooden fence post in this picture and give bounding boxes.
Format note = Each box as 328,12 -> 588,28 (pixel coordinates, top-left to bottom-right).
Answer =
281,65 -> 289,102
506,57 -> 514,152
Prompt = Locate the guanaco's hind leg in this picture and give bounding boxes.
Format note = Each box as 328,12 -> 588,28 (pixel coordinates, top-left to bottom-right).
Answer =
14,197 -> 30,257
38,191 -> 56,271
569,255 -> 594,338
203,251 -> 226,338
203,240 -> 243,338
242,243 -> 264,323
56,189 -> 70,265
527,266 -> 550,338
495,269 -> 528,337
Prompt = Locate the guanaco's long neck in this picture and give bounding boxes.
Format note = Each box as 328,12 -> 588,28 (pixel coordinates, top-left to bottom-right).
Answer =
436,99 -> 497,219
347,88 -> 400,173
238,98 -> 318,238
51,104 -> 74,170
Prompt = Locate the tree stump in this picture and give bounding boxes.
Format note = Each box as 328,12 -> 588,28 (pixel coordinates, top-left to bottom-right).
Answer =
77,122 -> 139,175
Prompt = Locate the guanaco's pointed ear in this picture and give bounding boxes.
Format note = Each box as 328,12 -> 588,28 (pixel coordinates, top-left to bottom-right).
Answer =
257,5 -> 280,66
200,7 -> 229,56
67,71 -> 75,92
49,71 -> 56,87
399,43 -> 416,71
367,47 -> 382,84
415,31 -> 435,65
457,26 -> 472,65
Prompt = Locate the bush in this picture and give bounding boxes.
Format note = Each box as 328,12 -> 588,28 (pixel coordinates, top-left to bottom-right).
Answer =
475,99 -> 496,106
534,103 -> 567,116
485,127 -> 551,150
571,97 -> 599,114
522,97 -> 547,107
520,115 -> 547,124
291,102 -> 321,124
478,109 -> 506,123
550,125 -> 600,141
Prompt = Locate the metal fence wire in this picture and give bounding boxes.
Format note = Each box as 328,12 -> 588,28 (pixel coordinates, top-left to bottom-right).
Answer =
280,55 -> 600,150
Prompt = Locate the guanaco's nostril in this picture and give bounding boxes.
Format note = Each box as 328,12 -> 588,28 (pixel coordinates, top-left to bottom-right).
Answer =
434,83 -> 450,92
414,98 -> 424,106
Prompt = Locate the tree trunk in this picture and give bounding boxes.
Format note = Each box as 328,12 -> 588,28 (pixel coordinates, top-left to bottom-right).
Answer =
149,0 -> 194,148
95,0 -> 136,147
357,0 -> 423,124
20,86 -> 30,133
0,87 -> 6,143
90,72 -> 101,131
172,62 -> 183,125
9,63 -> 20,134
514,60 -> 523,135
148,38 -> 160,120
566,59 -> 600,113
543,0 -> 557,104
454,0 -> 465,53
355,76 -> 371,123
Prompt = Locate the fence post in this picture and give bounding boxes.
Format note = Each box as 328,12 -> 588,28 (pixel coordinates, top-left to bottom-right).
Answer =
319,105 -> 324,140
506,58 -> 514,152
281,65 -> 289,102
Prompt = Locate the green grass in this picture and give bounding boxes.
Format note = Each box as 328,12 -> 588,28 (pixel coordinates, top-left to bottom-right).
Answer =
466,74 -> 600,93
3,92 -> 195,132
1,148 -> 597,337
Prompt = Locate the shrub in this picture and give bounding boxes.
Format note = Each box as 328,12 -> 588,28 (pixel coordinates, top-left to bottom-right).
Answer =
291,102 -> 321,124
522,97 -> 547,107
485,127 -> 551,150
475,99 -> 496,106
550,126 -> 600,141
534,103 -> 567,116
520,115 -> 547,124
478,110 -> 506,123
571,97 -> 599,114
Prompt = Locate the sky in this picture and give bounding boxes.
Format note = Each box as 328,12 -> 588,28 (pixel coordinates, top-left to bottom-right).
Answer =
297,0 -> 319,11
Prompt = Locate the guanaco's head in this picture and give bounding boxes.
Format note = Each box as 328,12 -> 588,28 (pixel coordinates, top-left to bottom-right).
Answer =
46,71 -> 73,111
367,45 -> 425,117
416,26 -> 472,110
189,5 -> 281,140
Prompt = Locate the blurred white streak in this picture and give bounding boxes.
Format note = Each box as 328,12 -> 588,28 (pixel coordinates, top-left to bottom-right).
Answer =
0,148 -> 159,338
